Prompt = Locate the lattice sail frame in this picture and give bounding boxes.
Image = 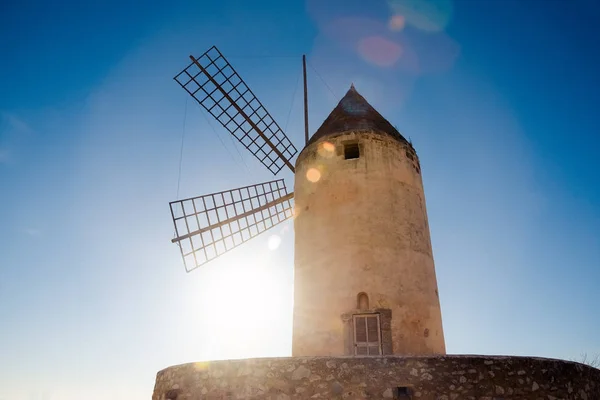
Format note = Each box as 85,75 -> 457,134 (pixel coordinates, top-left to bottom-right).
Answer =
174,46 -> 298,175
170,179 -> 294,272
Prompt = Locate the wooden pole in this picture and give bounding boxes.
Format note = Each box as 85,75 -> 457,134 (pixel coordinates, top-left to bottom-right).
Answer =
303,55 -> 309,145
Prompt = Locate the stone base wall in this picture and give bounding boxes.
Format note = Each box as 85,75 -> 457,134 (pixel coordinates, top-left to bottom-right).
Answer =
153,355 -> 600,400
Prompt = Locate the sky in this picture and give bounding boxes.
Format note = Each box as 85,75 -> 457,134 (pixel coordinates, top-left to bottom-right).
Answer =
1,0 -> 599,398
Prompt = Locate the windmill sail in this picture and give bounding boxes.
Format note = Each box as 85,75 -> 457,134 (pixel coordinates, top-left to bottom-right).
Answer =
174,46 -> 298,175
170,179 -> 294,272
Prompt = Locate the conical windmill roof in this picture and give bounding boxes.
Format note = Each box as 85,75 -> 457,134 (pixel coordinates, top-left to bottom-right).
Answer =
308,85 -> 408,145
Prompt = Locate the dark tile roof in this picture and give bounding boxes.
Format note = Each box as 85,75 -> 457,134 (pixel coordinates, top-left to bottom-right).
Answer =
308,85 -> 408,146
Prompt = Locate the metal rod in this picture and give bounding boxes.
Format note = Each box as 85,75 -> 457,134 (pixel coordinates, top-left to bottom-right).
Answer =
189,55 -> 296,174
171,192 -> 294,243
303,54 -> 309,145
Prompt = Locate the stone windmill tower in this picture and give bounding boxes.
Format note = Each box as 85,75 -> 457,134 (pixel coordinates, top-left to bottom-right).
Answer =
292,85 -> 445,357
156,47 -> 600,400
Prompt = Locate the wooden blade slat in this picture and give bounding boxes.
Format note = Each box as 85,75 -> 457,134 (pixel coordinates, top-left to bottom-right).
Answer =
172,192 -> 293,244
169,179 -> 294,272
174,46 -> 298,175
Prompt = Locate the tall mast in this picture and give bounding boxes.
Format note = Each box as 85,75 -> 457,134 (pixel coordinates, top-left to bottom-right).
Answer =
303,54 -> 309,145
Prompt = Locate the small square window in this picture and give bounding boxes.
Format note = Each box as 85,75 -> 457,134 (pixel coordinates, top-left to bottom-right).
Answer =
344,143 -> 360,159
394,387 -> 412,399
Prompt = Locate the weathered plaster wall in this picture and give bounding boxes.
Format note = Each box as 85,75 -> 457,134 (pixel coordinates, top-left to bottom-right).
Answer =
153,355 -> 600,400
293,131 -> 445,356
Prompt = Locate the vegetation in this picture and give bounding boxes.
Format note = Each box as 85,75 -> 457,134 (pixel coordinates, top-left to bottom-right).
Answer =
573,353 -> 600,369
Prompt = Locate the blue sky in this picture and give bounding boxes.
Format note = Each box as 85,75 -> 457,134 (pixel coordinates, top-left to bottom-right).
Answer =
1,0 -> 599,398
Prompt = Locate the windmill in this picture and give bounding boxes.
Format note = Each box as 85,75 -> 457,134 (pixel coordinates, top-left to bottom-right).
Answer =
168,45 -> 446,359
169,46 -> 307,272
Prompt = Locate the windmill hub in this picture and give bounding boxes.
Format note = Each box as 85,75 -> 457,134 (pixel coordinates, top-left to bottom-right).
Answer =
153,47 -> 600,400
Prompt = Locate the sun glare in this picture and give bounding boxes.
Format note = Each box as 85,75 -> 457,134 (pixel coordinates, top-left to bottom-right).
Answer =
192,250 -> 292,361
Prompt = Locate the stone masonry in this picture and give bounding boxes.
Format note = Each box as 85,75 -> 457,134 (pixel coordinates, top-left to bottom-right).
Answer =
293,128 -> 445,356
153,355 -> 600,400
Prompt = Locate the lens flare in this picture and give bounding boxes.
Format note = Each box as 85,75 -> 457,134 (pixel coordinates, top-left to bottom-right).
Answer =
318,141 -> 335,158
267,235 -> 282,250
306,168 -> 321,183
357,36 -> 403,67
389,14 -> 406,31
322,141 -> 335,152
387,0 -> 453,32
